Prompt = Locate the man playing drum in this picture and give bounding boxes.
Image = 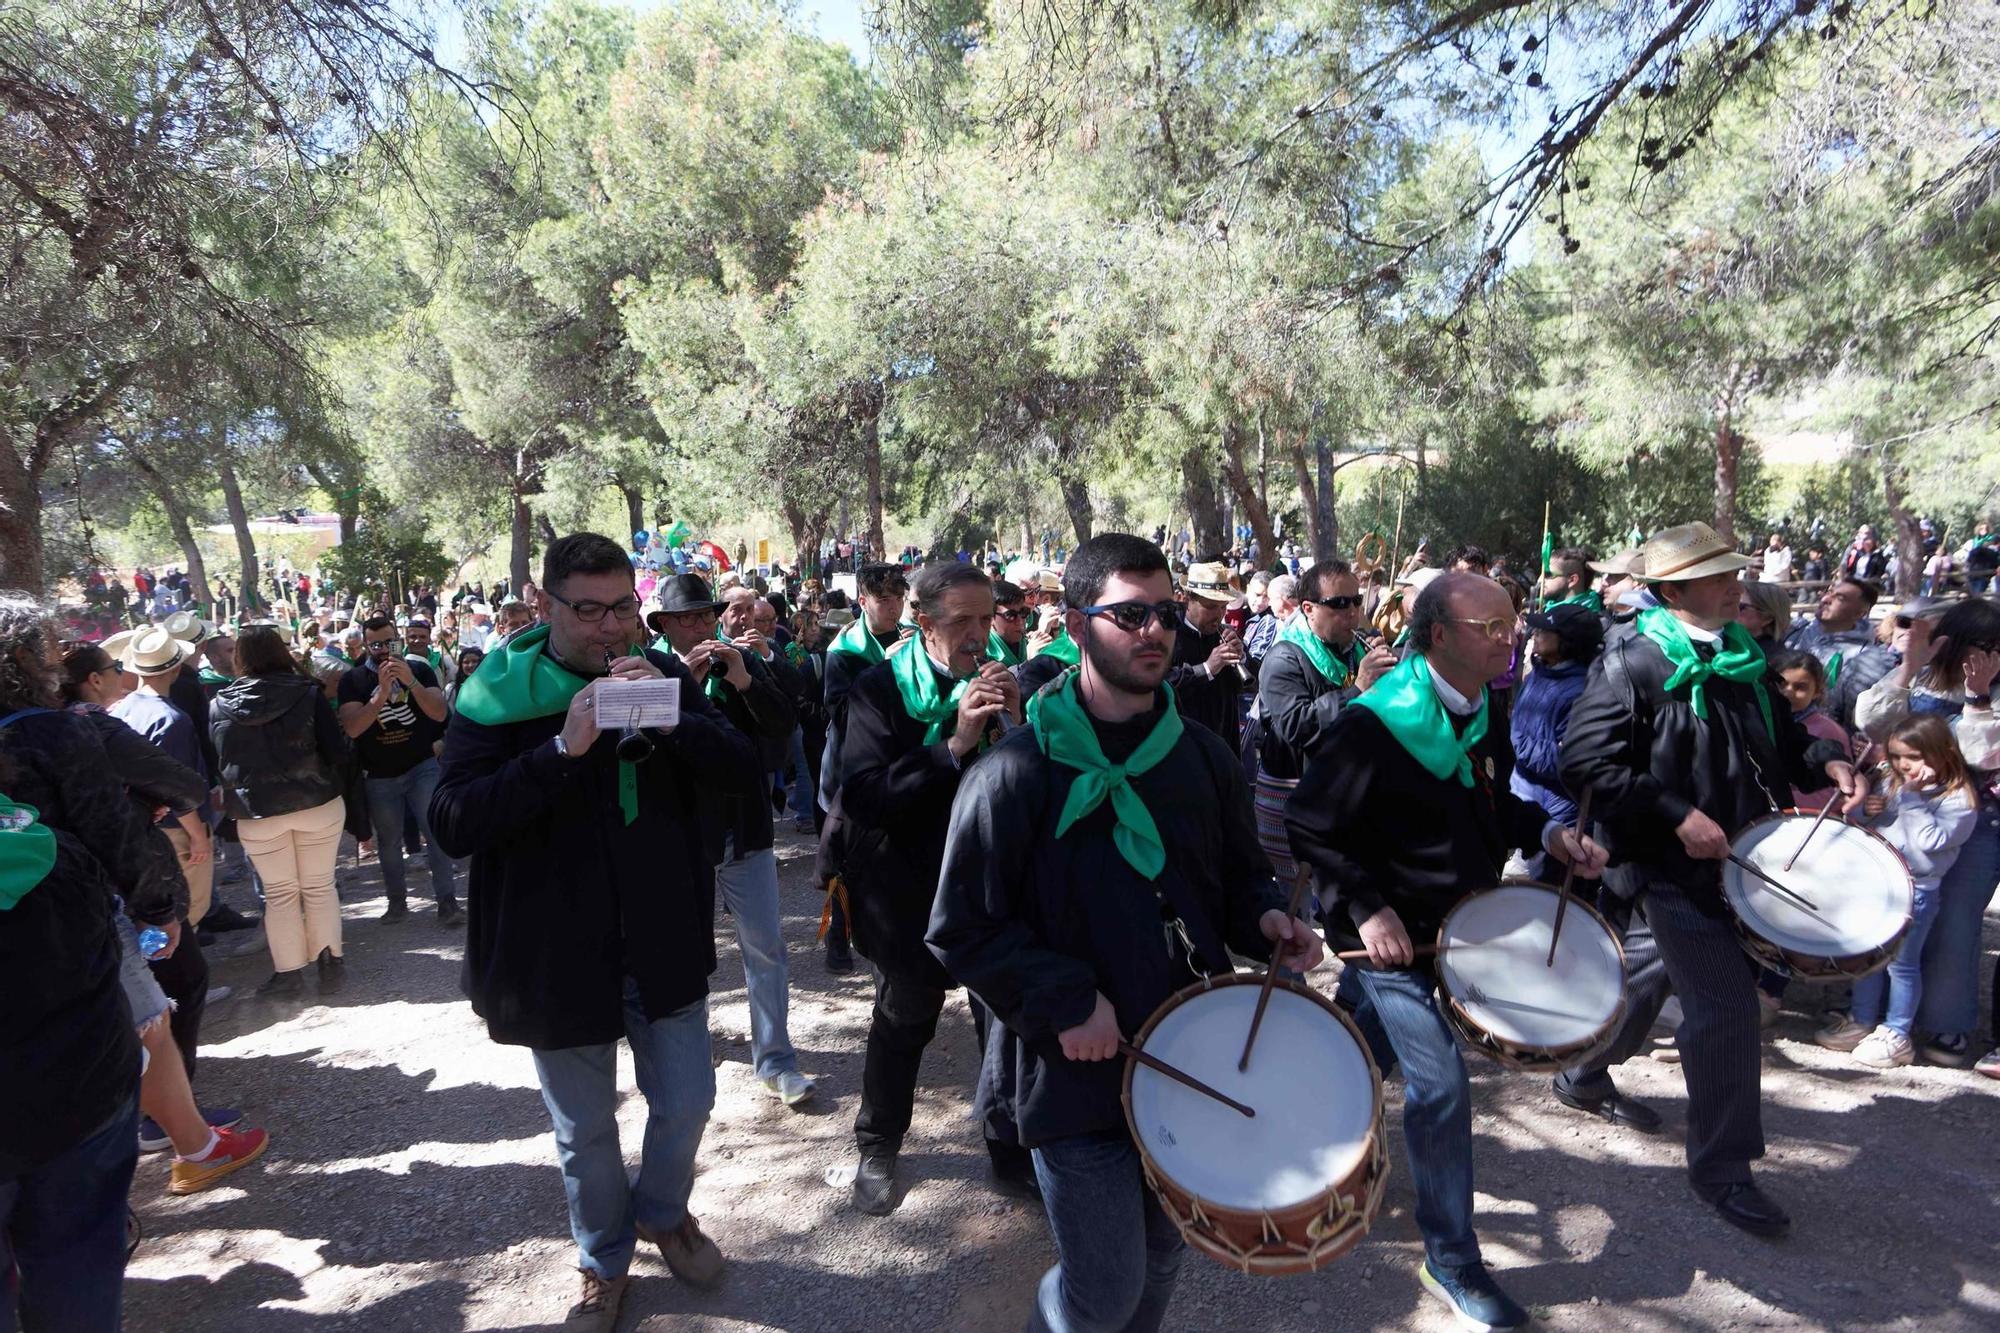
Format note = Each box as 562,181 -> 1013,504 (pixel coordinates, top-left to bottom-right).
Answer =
930,533 -> 1320,1333
1286,571 -> 1608,1332
1561,522 -> 1867,1237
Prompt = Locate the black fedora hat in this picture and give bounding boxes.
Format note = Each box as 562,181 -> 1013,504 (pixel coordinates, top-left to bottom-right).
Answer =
646,574 -> 724,630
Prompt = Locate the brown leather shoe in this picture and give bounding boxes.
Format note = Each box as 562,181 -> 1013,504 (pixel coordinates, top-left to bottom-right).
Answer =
564,1268 -> 626,1332
638,1214 -> 725,1288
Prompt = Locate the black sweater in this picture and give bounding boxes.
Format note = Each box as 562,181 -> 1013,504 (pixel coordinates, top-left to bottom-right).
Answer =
1169,623 -> 1243,751
1287,704 -> 1554,952
429,650 -> 762,1049
929,701 -> 1285,1147
1560,631 -> 1846,899
1253,637 -> 1361,780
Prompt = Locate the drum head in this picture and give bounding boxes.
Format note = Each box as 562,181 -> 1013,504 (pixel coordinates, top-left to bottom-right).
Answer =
1438,884 -> 1624,1052
1129,985 -> 1373,1212
1725,816 -> 1910,957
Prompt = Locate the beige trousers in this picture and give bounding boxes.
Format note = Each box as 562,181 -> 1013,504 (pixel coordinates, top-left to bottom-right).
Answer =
163,825 -> 215,926
239,796 -> 347,973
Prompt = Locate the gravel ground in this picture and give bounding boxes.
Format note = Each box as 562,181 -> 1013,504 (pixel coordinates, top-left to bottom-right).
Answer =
125,828 -> 2000,1332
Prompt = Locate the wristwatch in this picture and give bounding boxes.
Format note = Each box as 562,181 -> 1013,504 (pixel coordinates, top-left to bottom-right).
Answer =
552,733 -> 573,759
1969,691 -> 1993,709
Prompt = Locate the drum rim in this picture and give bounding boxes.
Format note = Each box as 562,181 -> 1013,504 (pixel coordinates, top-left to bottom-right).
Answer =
1724,808 -> 1914,950
1121,971 -> 1386,1220
1433,878 -> 1629,1058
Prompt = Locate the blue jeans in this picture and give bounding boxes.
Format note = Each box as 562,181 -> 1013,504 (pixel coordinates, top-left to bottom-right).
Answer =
1027,1130 -> 1183,1333
716,841 -> 798,1079
529,981 -> 714,1281
783,728 -> 814,824
0,1089 -> 140,1333
1345,966 -> 1480,1269
1917,801 -> 2000,1037
363,757 -> 458,906
1853,885 -> 1943,1035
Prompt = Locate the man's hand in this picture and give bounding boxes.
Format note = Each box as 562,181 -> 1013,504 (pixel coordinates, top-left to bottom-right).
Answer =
731,629 -> 770,661
1825,760 -> 1869,816
1543,824 -> 1609,878
1356,905 -> 1414,967
1260,909 -> 1325,972
151,917 -> 182,961
1026,622 -> 1059,655
1674,807 -> 1731,860
1204,632 -> 1245,677
1057,992 -> 1122,1062
709,641 -> 751,691
980,660 -> 1023,724
184,825 -> 212,866
559,680 -> 602,757
1356,643 -> 1397,691
603,652 -> 665,682
949,679 -> 1009,759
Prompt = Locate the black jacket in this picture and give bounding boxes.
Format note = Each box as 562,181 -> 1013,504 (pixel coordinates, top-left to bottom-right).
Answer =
695,650 -> 795,857
429,650 -> 762,1049
839,658 -> 985,986
1,709 -> 187,926
1014,650 -> 1069,702
1287,702 -> 1554,952
821,629 -> 904,797
929,704 -> 1285,1146
76,706 -> 208,821
1560,632 -> 1846,898
211,673 -> 350,820
169,667 -> 218,783
0,820 -> 139,1177
1253,637 -> 1361,780
1169,623 -> 1242,751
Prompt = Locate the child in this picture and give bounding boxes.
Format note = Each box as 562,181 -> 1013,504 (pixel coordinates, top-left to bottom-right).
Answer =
1772,650 -> 1853,810
1817,715 -> 1980,1067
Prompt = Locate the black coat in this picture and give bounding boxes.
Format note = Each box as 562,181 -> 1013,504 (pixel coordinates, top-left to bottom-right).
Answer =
697,650 -> 795,856
429,650 -> 762,1049
1560,632 -> 1846,899
169,667 -> 218,783
1169,623 -> 1243,751
1253,637 -> 1361,780
1287,702 -> 1554,951
929,706 -> 1285,1146
1014,650 -> 1068,702
839,658 -> 983,986
211,673 -> 350,820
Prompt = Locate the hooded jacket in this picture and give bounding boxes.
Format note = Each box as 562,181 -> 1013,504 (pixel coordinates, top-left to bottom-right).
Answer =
211,672 -> 350,820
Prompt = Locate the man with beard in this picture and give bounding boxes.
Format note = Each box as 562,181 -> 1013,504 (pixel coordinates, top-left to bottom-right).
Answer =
930,533 -> 1318,1333
1287,572 -> 1608,1331
1168,562 -> 1247,749
1784,576 -> 1884,726
646,575 -> 815,1110
838,561 -> 1031,1214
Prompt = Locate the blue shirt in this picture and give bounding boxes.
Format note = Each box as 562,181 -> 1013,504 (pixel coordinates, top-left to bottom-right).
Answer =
111,687 -> 213,825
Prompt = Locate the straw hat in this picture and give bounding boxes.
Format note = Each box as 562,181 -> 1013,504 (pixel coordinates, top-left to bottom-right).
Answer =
1183,562 -> 1235,604
1588,547 -> 1645,578
1398,567 -> 1445,595
1638,523 -> 1753,583
119,626 -> 197,676
158,610 -> 215,644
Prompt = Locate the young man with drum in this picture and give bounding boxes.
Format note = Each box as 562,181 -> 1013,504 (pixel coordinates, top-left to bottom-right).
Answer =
1561,522 -> 1867,1237
930,533 -> 1320,1333
1285,571 -> 1608,1332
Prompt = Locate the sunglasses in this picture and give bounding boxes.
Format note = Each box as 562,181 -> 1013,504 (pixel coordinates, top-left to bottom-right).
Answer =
1079,600 -> 1183,634
993,607 -> 1029,621
1308,595 -> 1365,611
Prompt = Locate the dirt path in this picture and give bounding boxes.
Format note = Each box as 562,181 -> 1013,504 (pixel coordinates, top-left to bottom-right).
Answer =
125,830 -> 2000,1331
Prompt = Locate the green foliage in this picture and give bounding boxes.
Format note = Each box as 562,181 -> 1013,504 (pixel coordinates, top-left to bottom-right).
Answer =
319,515 -> 452,602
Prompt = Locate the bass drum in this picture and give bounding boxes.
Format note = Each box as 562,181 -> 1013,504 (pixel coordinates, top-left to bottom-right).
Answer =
1723,811 -> 1913,980
1123,973 -> 1387,1275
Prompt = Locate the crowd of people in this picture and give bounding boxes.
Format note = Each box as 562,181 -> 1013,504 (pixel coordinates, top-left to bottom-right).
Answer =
6,511 -> 1999,1333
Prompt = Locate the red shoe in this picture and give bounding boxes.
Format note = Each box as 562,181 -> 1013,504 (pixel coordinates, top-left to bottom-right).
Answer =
169,1126 -> 270,1195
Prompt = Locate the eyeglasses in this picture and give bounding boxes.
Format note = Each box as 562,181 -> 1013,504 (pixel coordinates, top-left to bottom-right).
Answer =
364,637 -> 404,653
547,590 -> 641,624
993,607 -> 1029,622
1079,600 -> 1183,634
1449,616 -> 1517,641
1308,595 -> 1365,611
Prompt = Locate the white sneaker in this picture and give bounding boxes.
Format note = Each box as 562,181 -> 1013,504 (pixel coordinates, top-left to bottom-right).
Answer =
1852,1026 -> 1914,1069
762,1070 -> 817,1108
206,984 -> 234,1004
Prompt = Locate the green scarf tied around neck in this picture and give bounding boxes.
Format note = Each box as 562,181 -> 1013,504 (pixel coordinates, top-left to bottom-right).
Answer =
890,639 -> 974,744
1028,670 -> 1184,879
455,624 -> 641,825
1032,622 -> 1080,666
1545,588 -> 1606,614
1276,612 -> 1351,687
986,630 -> 1025,668
1635,605 -> 1775,742
829,617 -> 915,665
1350,653 -> 1488,787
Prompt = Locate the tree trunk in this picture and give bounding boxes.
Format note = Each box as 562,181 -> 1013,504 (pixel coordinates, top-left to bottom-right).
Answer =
216,448 -> 262,614
1058,474 -> 1094,546
0,466 -> 44,591
862,415 -> 886,562
1314,435 -> 1339,562
509,481 -> 532,591
1713,409 -> 1742,547
538,514 -> 558,546
1216,424 -> 1277,573
618,484 -> 645,542
1878,447 -> 1923,599
126,452 -> 212,610
1180,445 -> 1226,558
1285,430 -> 1319,557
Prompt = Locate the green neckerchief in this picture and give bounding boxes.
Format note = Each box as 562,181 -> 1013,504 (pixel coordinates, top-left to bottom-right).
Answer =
829,617 -> 914,665
649,633 -> 727,701
197,668 -> 233,687
1635,606 -> 1775,742
987,630 -> 1025,668
1032,622 -> 1080,665
1545,588 -> 1605,614
1027,670 -> 1184,879
421,648 -> 443,675
0,799 -> 56,911
456,624 -> 641,825
1350,653 -> 1488,787
1276,612 -> 1351,687
889,638 -> 971,744
1825,652 -> 1843,692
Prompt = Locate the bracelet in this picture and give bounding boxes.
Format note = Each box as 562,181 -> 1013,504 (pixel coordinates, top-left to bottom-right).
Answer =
1968,692 -> 1993,709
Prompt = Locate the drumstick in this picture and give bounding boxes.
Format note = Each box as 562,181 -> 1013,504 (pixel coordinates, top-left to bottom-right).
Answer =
1725,853 -> 1823,914
1546,788 -> 1595,968
1782,800 -> 1840,873
1335,943 -> 1442,963
1237,869 -> 1312,1073
1119,1042 -> 1255,1118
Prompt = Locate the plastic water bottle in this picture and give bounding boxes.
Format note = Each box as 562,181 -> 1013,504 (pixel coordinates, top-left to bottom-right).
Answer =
138,925 -> 170,959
